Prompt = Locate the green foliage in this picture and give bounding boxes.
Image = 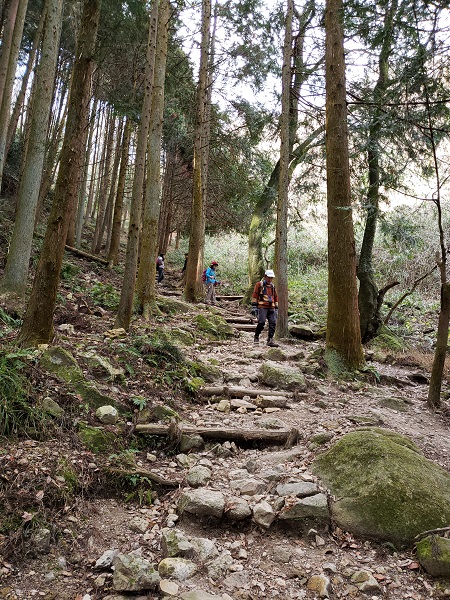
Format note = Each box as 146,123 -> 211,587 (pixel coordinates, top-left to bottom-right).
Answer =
0,353 -> 47,437
61,262 -> 80,281
132,396 -> 148,411
89,282 -> 120,310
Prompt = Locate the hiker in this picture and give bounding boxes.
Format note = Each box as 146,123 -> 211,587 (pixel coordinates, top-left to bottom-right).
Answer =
156,253 -> 165,284
204,260 -> 220,305
251,269 -> 279,347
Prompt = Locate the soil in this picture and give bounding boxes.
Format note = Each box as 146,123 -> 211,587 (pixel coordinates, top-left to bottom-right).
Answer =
1,258 -> 450,600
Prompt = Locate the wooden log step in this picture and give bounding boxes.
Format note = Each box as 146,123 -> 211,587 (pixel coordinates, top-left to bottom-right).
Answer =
135,422 -> 299,447
225,317 -> 254,324
232,324 -> 256,332
215,295 -> 244,301
200,386 -> 293,398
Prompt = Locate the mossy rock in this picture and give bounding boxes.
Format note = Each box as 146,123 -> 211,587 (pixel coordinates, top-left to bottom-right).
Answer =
193,314 -> 234,339
157,297 -> 195,315
379,396 -> 410,412
78,422 -> 116,453
373,327 -> 405,352
416,535 -> 450,577
258,361 -> 306,391
190,360 -> 221,383
168,328 -> 195,346
153,405 -> 180,421
312,429 -> 450,545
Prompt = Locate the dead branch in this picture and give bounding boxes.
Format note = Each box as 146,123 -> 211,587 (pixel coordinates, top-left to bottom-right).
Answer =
384,266 -> 437,325
414,525 -> 450,541
105,467 -> 181,487
65,244 -> 109,265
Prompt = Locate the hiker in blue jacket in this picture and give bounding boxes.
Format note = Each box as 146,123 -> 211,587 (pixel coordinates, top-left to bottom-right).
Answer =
204,261 -> 220,305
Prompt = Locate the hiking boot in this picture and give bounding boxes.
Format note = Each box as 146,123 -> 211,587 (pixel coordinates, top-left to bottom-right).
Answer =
254,335 -> 260,345
267,338 -> 279,347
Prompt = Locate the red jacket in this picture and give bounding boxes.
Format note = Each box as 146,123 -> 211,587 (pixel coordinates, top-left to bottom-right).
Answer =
252,278 -> 278,309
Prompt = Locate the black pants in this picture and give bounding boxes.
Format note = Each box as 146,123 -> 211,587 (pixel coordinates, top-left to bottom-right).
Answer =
255,308 -> 277,340
157,267 -> 164,283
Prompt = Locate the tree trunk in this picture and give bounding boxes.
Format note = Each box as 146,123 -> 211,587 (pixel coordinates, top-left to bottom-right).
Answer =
5,7 -> 43,155
0,0 -> 63,301
357,0 -> 398,342
428,283 -> 450,408
115,0 -> 159,330
136,0 -> 170,317
107,116 -> 131,265
184,0 -> 212,303
0,0 -> 29,189
18,0 -> 101,347
274,0 -> 294,339
324,0 -> 364,371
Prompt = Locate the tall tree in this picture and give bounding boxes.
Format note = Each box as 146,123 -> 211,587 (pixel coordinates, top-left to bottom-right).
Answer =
18,0 -> 101,347
184,0 -> 212,302
324,0 -> 364,371
0,0 -> 29,189
274,0 -> 294,339
115,0 -> 159,331
135,0 -> 170,317
0,0 -> 63,302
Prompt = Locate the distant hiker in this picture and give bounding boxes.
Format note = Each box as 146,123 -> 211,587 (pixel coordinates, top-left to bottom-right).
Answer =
156,253 -> 165,284
251,269 -> 279,346
204,260 -> 220,305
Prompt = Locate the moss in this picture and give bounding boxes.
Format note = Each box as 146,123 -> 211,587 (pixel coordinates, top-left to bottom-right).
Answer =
379,396 -> 409,412
153,405 -> 180,421
157,297 -> 195,315
373,327 -> 405,351
259,361 -> 306,391
189,360 -> 221,383
416,536 -> 450,577
168,328 -> 195,346
194,314 -> 234,339
313,429 -> 450,545
78,422 -> 116,453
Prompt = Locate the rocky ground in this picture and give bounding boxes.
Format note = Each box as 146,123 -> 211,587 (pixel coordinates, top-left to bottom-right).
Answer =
1,266 -> 450,600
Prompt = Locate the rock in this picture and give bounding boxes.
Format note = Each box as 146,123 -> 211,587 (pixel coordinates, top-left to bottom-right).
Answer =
254,416 -> 287,430
82,352 -> 125,381
266,347 -> 289,361
31,527 -> 51,554
153,405 -> 180,421
78,422 -> 116,453
186,465 -> 212,487
180,590 -> 224,600
129,516 -> 149,533
161,528 -> 194,557
306,574 -> 331,597
258,361 -> 307,391
276,482 -> 318,497
313,428 -> 450,544
223,570 -> 250,589
95,405 -> 119,424
189,536 -> 220,561
229,478 -> 266,496
180,433 -> 204,452
41,397 -> 65,418
231,398 -> 258,410
206,550 -> 234,580
253,500 -> 276,528
112,552 -> 160,591
289,324 -> 322,340
160,579 -> 179,596
216,399 -> 231,413
416,535 -> 450,577
254,395 -> 289,409
175,453 -> 197,468
225,497 -> 252,521
350,570 -> 381,592
278,493 -> 329,521
194,313 -> 234,339
158,557 -> 198,581
178,489 -> 225,518
95,549 -> 120,569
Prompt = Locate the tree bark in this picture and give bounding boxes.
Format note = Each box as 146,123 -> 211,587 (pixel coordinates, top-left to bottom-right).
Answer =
324,0 -> 364,371
107,116 -> 131,265
0,0 -> 29,189
357,0 -> 398,342
0,0 -> 62,301
135,0 -> 170,318
115,0 -> 159,330
274,0 -> 294,339
184,0 -> 212,303
18,0 -> 101,347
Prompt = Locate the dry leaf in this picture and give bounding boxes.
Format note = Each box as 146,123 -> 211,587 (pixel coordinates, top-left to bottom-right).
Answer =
22,511 -> 33,522
36,490 -> 44,501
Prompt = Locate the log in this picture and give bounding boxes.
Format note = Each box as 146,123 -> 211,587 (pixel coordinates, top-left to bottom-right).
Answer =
225,317 -> 254,324
215,295 -> 244,301
200,386 -> 293,398
232,324 -> 257,332
65,244 -> 109,265
135,422 -> 299,446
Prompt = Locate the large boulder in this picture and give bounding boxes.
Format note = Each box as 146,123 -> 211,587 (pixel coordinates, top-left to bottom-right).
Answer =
416,535 -> 450,577
312,428 -> 450,545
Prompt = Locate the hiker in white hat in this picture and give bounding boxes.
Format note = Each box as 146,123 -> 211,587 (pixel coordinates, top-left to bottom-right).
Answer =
250,269 -> 279,347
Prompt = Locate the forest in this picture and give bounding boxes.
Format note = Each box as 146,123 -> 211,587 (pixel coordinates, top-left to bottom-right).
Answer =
2,0 -> 450,599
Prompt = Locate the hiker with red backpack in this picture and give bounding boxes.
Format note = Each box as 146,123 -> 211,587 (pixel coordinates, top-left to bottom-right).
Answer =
251,269 -> 279,346
204,260 -> 220,305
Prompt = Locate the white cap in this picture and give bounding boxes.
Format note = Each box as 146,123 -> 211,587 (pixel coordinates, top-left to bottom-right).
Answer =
265,269 -> 275,277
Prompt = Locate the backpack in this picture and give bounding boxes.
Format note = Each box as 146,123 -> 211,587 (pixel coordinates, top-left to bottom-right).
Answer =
156,257 -> 162,267
201,268 -> 207,282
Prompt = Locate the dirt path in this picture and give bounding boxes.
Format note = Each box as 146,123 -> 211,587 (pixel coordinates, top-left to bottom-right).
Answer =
2,291 -> 450,600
